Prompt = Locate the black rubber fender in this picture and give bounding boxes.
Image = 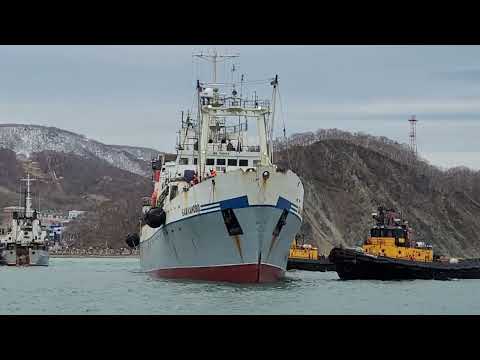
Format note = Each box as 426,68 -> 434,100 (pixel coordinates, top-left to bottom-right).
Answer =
125,233 -> 140,248
144,207 -> 166,228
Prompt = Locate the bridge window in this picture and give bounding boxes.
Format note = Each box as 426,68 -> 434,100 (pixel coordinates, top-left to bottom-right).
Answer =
228,159 -> 237,166
179,158 -> 189,165
239,159 -> 249,167
206,159 -> 215,166
253,160 -> 260,166
194,158 -> 198,165
216,159 -> 226,166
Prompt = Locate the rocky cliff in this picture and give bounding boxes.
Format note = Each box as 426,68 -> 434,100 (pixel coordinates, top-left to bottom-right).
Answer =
277,130 -> 480,257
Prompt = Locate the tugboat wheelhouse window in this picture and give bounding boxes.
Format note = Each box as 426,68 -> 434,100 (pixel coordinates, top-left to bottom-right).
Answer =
371,228 -> 404,239
394,229 -> 404,238
228,159 -> 237,166
216,159 -> 226,166
206,158 -> 215,166
194,158 -> 198,165
239,159 -> 249,167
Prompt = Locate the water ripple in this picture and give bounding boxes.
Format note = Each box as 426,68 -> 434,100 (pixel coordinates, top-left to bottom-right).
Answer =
1,258 -> 479,314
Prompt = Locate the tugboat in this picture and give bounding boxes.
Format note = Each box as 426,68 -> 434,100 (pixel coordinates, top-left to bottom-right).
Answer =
329,206 -> 480,280
0,174 -> 49,266
287,237 -> 335,272
125,51 -> 304,283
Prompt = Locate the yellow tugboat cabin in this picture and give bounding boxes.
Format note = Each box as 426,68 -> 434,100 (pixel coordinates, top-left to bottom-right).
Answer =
289,239 -> 319,260
363,207 -> 433,262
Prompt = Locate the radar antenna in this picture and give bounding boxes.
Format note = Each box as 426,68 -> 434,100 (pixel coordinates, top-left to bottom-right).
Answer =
193,50 -> 239,83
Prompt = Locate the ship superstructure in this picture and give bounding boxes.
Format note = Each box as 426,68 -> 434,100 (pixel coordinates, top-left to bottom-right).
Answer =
0,174 -> 49,266
128,51 -> 304,283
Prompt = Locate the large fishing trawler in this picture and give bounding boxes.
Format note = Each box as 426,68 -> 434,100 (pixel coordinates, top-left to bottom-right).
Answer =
0,174 -> 49,266
126,52 -> 304,283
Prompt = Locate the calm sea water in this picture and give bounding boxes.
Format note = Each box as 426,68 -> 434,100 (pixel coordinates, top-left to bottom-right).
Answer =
1,257 -> 479,315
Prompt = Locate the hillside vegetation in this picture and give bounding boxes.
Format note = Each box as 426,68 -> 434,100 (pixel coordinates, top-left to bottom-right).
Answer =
0,149 -> 150,248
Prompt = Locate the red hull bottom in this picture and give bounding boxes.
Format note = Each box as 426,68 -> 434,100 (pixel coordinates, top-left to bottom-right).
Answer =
148,263 -> 285,283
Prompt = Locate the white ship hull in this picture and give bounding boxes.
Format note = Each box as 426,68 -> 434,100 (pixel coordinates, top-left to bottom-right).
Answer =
140,166 -> 304,283
2,247 -> 49,266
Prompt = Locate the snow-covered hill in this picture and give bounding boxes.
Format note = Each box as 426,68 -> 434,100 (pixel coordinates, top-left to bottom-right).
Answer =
0,124 -> 162,177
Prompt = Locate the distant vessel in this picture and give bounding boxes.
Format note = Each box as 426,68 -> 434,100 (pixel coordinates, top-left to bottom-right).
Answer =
126,52 -> 304,283
287,238 -> 335,272
0,174 -> 49,266
329,206 -> 480,280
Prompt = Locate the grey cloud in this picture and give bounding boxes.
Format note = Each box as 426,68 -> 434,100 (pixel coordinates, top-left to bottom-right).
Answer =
1,45 -> 480,169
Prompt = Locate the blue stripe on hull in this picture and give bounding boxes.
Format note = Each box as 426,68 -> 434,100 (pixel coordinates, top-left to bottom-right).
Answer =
275,196 -> 301,217
154,195 -> 301,232
219,195 -> 249,210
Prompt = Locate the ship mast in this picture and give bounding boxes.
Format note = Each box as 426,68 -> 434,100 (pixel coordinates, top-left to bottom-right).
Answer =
193,50 -> 239,84
269,75 -> 279,164
193,51 -> 274,179
193,50 -> 239,180
20,173 -> 36,218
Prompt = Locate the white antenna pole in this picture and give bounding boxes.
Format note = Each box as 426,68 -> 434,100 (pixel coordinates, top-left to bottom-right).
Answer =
213,49 -> 217,83
18,182 -> 22,211
196,81 -> 205,179
270,75 -> 279,163
193,50 -> 239,85
20,173 -> 36,217
240,74 -> 244,98
26,174 -> 31,216
193,50 -> 240,180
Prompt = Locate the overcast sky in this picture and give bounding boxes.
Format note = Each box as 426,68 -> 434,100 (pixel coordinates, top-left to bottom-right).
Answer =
0,45 -> 479,170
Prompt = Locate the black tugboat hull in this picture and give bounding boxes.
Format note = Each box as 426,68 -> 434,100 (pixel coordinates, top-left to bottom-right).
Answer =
329,247 -> 480,280
287,258 -> 336,272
